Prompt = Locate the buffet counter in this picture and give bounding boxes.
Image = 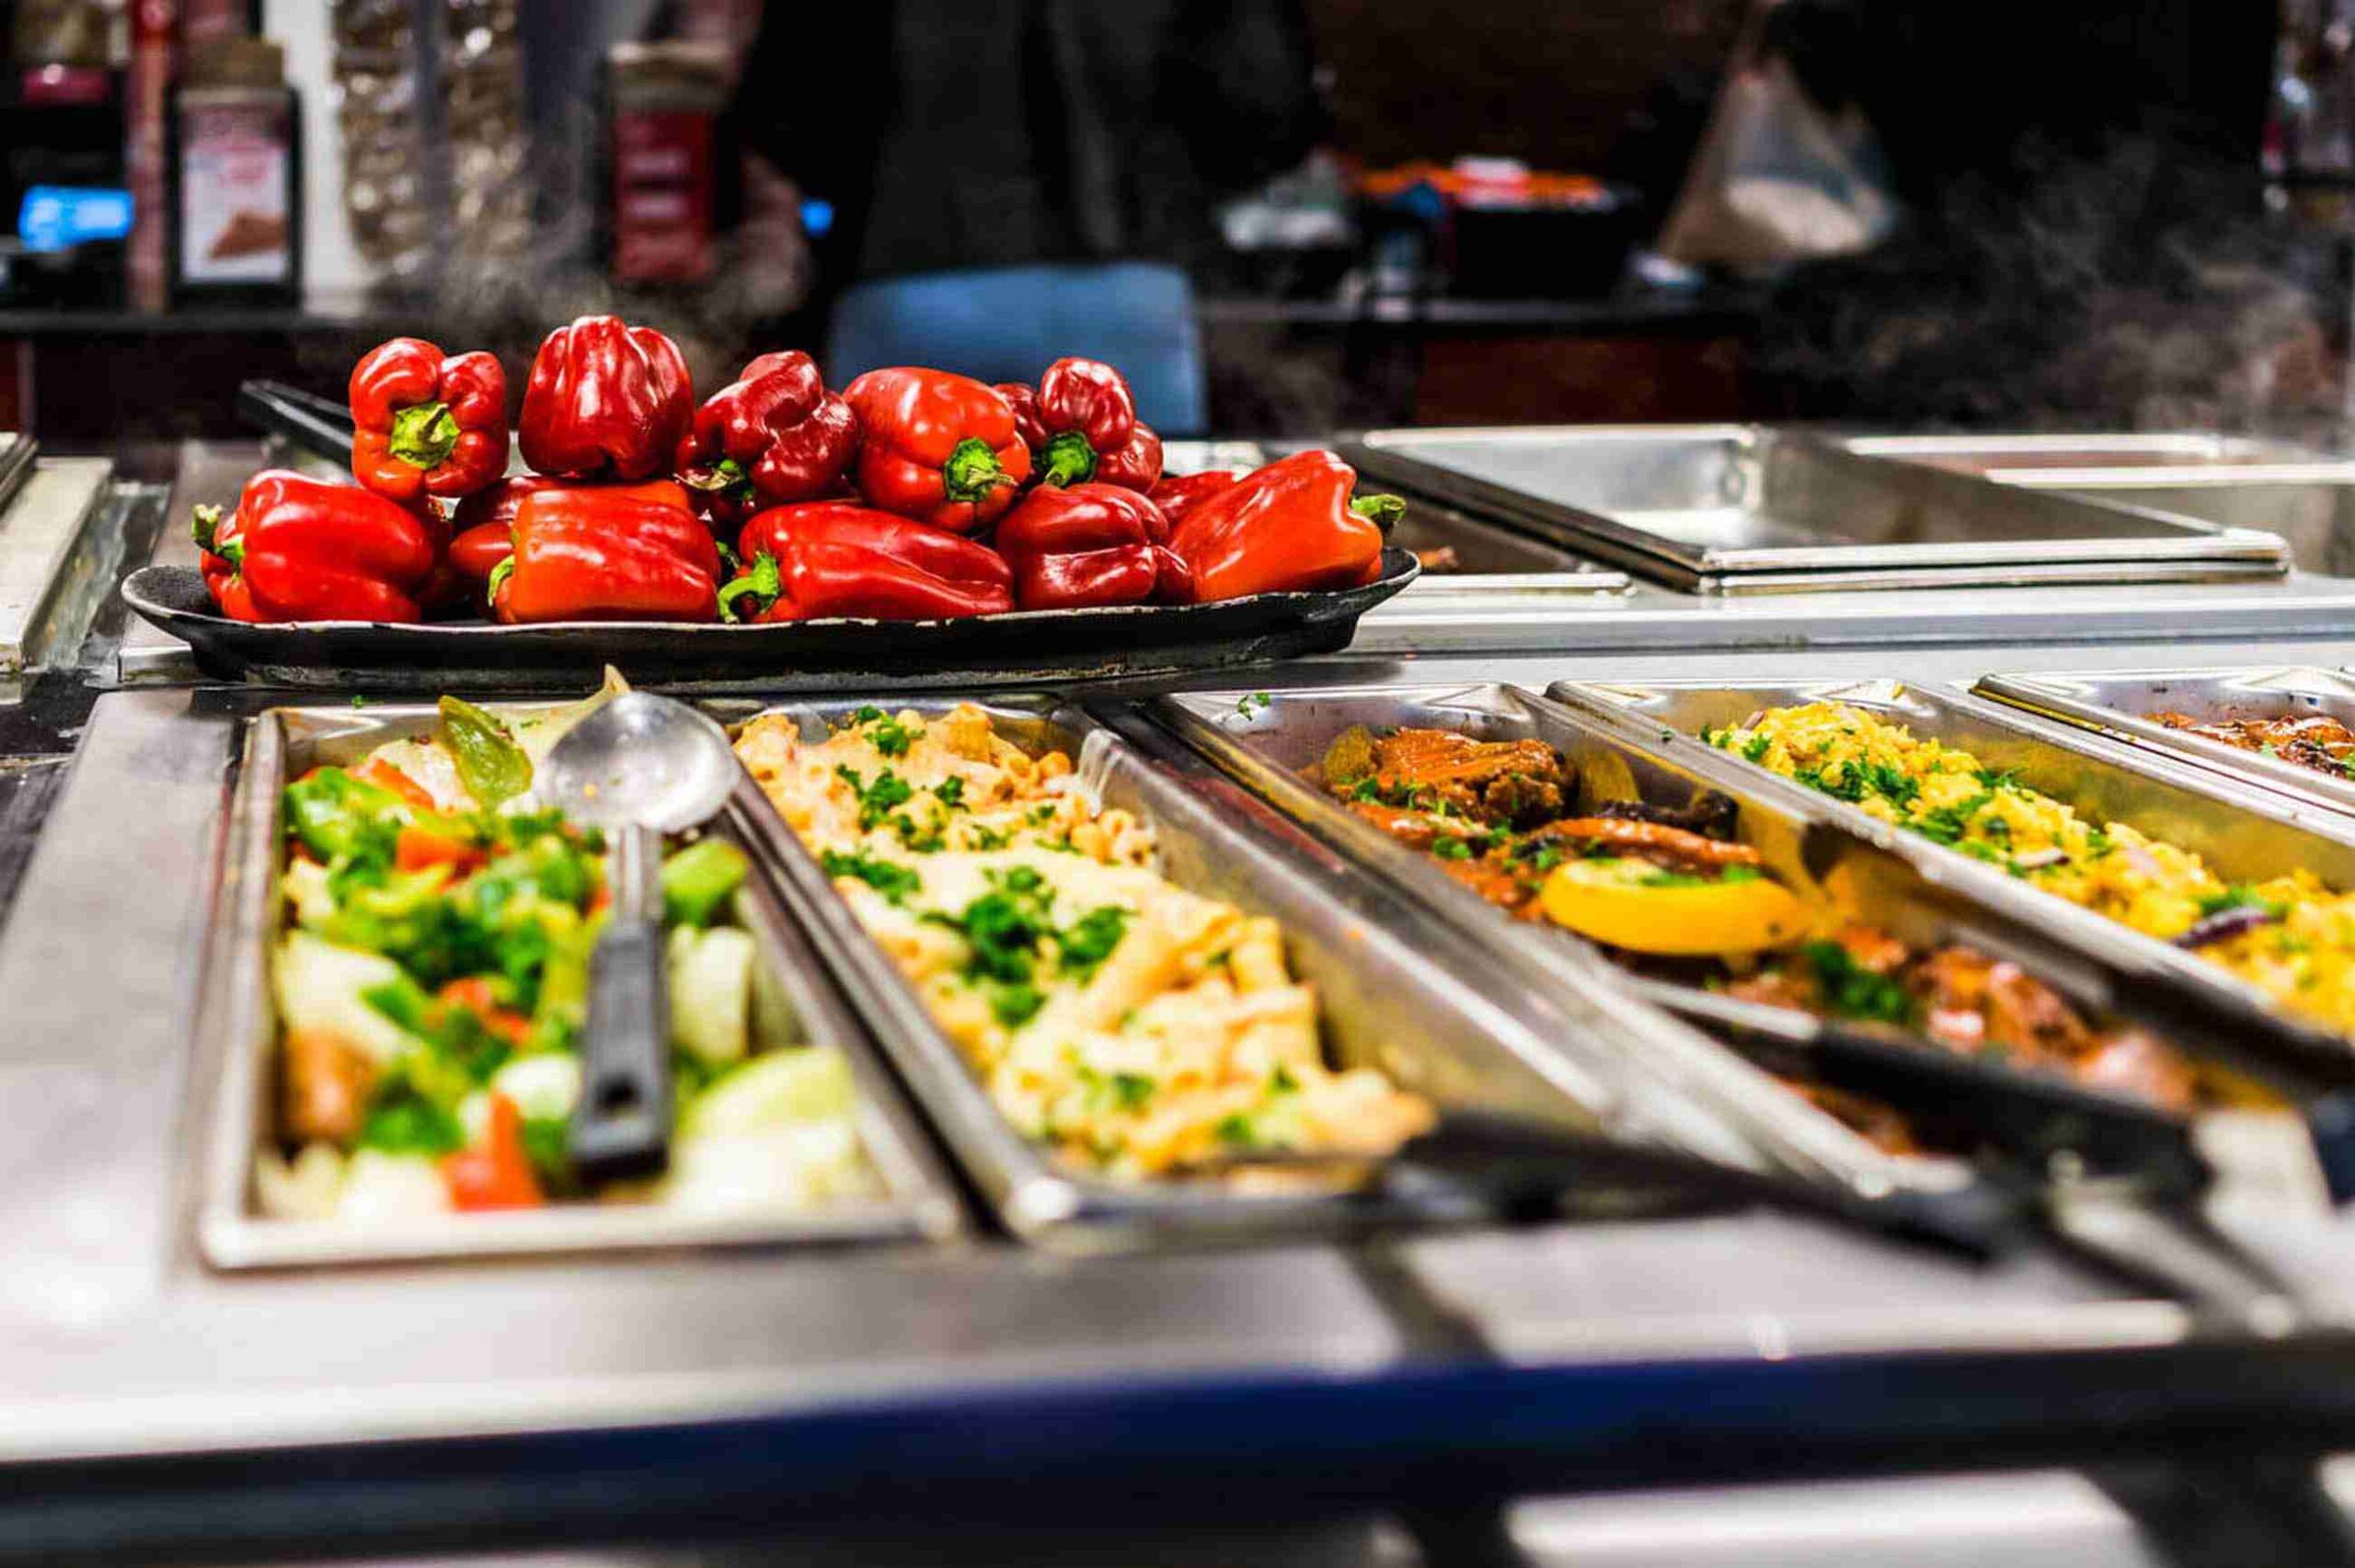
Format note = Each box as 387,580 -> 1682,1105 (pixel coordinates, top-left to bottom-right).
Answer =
12,443 -> 2355,1564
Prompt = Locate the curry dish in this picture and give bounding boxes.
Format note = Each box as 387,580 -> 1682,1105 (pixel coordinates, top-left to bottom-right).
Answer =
735,704 -> 1434,1179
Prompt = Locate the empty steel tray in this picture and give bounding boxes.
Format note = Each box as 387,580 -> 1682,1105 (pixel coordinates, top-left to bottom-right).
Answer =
1844,432 -> 2355,576
1338,426 -> 2290,595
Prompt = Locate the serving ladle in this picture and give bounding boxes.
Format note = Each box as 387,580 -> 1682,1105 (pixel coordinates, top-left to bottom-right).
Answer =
540,692 -> 742,1182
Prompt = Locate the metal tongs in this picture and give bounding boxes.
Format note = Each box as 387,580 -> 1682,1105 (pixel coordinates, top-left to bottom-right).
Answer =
1183,1105 -> 2028,1262
236,379 -> 355,466
1642,982 -> 2317,1323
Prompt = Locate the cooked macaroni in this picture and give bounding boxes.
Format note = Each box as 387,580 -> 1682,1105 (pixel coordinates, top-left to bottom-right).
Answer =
735,704 -> 1433,1177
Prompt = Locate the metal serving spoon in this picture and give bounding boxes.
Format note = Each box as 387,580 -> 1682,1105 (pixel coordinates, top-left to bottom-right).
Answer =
539,692 -> 742,1182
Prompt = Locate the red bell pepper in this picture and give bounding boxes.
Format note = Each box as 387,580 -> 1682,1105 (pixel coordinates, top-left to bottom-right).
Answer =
1147,468 -> 1243,527
193,470 -> 442,624
446,475 -> 693,582
348,337 -> 509,503
995,357 -> 1164,492
674,350 -> 860,532
841,368 -> 1031,532
490,486 -> 722,624
721,502 -> 1014,622
1166,450 -> 1403,601
518,315 -> 694,482
992,483 -> 1193,611
440,1093 -> 545,1210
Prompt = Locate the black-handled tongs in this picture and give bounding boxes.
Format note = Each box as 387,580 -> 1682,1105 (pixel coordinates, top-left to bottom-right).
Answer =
1640,980 -> 2211,1195
1641,982 -> 2317,1322
1186,1105 -> 2028,1263
236,379 -> 355,466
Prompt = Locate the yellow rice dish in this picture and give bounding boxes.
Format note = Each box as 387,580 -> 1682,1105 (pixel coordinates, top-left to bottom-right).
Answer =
735,704 -> 1432,1178
1705,701 -> 2355,1036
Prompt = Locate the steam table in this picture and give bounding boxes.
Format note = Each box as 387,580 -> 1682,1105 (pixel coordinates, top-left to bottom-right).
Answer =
11,445 -> 2355,1566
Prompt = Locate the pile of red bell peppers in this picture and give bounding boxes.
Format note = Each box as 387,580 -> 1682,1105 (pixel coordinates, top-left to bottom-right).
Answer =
195,316 -> 1402,626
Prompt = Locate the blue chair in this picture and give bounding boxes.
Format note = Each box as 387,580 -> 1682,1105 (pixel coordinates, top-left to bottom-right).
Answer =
824,262 -> 1208,436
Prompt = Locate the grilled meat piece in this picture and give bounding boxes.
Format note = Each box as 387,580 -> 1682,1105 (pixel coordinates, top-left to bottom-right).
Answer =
1525,816 -> 1763,872
1321,727 -> 1573,826
1481,770 -> 1565,826
1440,855 -> 1545,915
1375,729 -> 1563,800
1592,791 -> 1740,841
1349,799 -> 1444,850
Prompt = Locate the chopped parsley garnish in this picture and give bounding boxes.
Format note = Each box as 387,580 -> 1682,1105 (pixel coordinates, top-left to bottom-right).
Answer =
1974,767 -> 2026,792
890,810 -> 945,853
1236,692 -> 1272,716
820,848 -> 922,902
1859,761 -> 1918,807
1793,763 -> 1869,804
1914,791 -> 1993,846
1109,1071 -> 1156,1111
1056,905 -> 1131,979
1742,733 -> 1773,763
1798,940 -> 1915,1027
1213,1113 -> 1257,1148
1432,836 -> 1476,861
988,982 -> 1045,1027
2197,885 -> 2287,920
835,764 -> 915,830
847,705 -> 921,758
925,865 -> 1060,1027
932,776 -> 966,809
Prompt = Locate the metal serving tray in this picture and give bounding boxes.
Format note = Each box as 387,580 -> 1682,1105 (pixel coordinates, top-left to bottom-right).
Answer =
1338,426 -> 2290,595
1844,432 -> 2355,577
120,550 -> 1417,693
1551,677 -> 2355,1173
1148,682 -> 2266,1187
1976,668 -> 2355,823
719,694 -> 1777,1249
196,701 -> 963,1268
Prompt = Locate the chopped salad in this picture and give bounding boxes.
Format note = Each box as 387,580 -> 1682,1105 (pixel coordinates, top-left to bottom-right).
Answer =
258,677 -> 880,1225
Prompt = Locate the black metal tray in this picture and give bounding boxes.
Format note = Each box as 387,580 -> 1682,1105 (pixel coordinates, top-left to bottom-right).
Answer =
120,550 -> 1418,692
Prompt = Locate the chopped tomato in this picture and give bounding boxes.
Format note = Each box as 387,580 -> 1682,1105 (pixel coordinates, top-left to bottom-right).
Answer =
356,756 -> 440,811
396,823 -> 485,875
440,1093 -> 546,1210
435,977 -> 532,1046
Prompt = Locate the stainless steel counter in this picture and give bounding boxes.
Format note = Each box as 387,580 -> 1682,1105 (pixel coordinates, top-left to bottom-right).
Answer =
24,443 -> 2355,1562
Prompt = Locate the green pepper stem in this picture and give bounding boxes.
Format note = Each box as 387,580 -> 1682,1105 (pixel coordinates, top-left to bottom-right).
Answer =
717,552 -> 783,622
942,437 -> 1017,503
390,400 -> 460,471
191,502 -> 244,564
1350,493 -> 1407,531
486,555 -> 513,607
680,456 -> 752,501
1039,430 -> 1097,487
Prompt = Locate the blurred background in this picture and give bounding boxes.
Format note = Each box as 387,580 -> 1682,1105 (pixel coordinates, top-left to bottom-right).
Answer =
0,0 -> 2343,443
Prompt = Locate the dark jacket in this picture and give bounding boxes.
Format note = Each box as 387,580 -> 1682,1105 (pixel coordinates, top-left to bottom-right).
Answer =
739,0 -> 1319,282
